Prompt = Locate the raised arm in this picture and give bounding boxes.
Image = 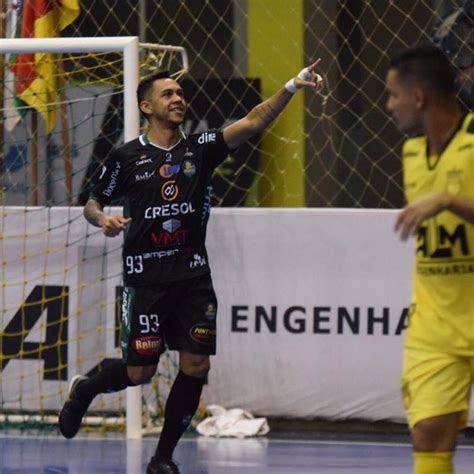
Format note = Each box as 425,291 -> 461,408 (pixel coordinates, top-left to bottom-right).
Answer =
84,198 -> 131,237
223,61 -> 323,150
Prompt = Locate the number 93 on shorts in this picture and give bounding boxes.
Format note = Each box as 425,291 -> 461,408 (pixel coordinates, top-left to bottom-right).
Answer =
119,274 -> 218,365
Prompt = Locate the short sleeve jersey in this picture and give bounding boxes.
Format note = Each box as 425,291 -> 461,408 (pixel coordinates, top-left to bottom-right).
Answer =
90,129 -> 230,286
402,113 -> 474,355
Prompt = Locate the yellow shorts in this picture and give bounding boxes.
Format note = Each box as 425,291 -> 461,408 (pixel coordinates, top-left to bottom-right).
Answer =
401,347 -> 474,429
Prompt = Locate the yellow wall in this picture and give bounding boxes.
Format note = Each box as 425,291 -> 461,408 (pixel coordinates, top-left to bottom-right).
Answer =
247,0 -> 305,206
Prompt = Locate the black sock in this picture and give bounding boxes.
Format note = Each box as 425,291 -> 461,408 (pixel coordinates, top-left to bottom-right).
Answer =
76,360 -> 135,402
155,371 -> 204,460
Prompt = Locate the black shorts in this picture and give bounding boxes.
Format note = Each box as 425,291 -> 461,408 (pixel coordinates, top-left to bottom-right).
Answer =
120,273 -> 218,365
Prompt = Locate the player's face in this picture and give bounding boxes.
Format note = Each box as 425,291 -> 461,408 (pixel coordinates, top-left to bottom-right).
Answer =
143,78 -> 187,126
385,69 -> 421,133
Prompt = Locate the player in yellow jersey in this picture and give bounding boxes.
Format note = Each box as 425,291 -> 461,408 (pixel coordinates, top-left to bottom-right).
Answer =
386,45 -> 474,474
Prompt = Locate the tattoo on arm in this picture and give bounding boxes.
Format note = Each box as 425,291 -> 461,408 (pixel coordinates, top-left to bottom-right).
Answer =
249,89 -> 292,131
253,102 -> 279,128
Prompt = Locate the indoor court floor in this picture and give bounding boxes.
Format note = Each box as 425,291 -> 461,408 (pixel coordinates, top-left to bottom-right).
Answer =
1,433 -> 474,473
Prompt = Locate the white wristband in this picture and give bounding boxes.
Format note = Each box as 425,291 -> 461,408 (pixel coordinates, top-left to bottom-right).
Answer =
284,78 -> 298,94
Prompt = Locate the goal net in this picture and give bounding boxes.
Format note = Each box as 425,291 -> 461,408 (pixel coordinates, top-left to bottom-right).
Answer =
1,36 -> 189,435
1,0 -> 472,434
61,0 -> 470,208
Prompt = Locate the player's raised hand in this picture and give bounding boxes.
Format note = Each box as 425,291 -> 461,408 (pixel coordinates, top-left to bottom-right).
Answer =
292,59 -> 324,92
101,215 -> 132,237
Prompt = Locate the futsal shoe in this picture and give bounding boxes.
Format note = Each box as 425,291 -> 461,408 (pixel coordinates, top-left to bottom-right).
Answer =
146,456 -> 180,474
58,375 -> 91,439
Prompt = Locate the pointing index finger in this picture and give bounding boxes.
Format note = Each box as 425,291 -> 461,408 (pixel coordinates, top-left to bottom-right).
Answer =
308,59 -> 322,72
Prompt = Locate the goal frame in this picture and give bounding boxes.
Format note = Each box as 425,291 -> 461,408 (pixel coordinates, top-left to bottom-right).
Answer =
0,36 -> 142,439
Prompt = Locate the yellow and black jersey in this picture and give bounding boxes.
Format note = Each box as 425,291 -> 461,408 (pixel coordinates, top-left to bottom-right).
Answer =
402,113 -> 474,355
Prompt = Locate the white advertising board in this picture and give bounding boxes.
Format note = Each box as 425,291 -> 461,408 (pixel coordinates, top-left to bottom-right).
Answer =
1,207 -> 472,424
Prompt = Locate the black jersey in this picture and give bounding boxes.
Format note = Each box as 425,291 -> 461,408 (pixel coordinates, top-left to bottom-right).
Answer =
90,129 -> 230,286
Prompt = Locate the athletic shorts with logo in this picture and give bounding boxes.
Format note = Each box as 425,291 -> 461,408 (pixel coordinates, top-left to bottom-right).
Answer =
120,274 -> 218,365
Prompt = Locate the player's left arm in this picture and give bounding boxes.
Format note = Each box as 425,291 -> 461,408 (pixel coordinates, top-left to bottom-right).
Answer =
223,61 -> 323,150
395,192 -> 474,240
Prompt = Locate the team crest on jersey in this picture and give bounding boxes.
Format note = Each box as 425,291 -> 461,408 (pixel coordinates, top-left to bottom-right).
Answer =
183,160 -> 196,178
161,180 -> 179,201
159,163 -> 180,178
205,303 -> 217,321
446,169 -> 463,195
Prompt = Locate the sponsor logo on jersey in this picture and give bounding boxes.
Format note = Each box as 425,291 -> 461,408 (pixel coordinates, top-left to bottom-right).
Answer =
189,323 -> 216,345
202,185 -> 213,223
151,228 -> 189,247
417,223 -> 469,259
183,160 -> 196,178
161,180 -> 179,201
133,335 -> 162,355
184,150 -> 194,157
163,218 -> 181,233
159,163 -> 180,178
121,287 -> 132,327
197,131 -> 216,144
102,162 -> 121,197
142,248 -> 180,260
144,202 -> 195,218
135,156 -> 152,166
135,170 -> 155,182
190,253 -> 207,269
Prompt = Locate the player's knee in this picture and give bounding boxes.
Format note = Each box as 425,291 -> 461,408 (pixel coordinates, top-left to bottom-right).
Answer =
180,354 -> 210,379
127,364 -> 157,385
412,416 -> 460,452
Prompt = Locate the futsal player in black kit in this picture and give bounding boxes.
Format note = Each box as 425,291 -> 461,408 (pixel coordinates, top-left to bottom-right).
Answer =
58,64 -> 323,474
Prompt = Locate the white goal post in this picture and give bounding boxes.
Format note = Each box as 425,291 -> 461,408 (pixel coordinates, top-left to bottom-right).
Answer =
0,36 -> 142,439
